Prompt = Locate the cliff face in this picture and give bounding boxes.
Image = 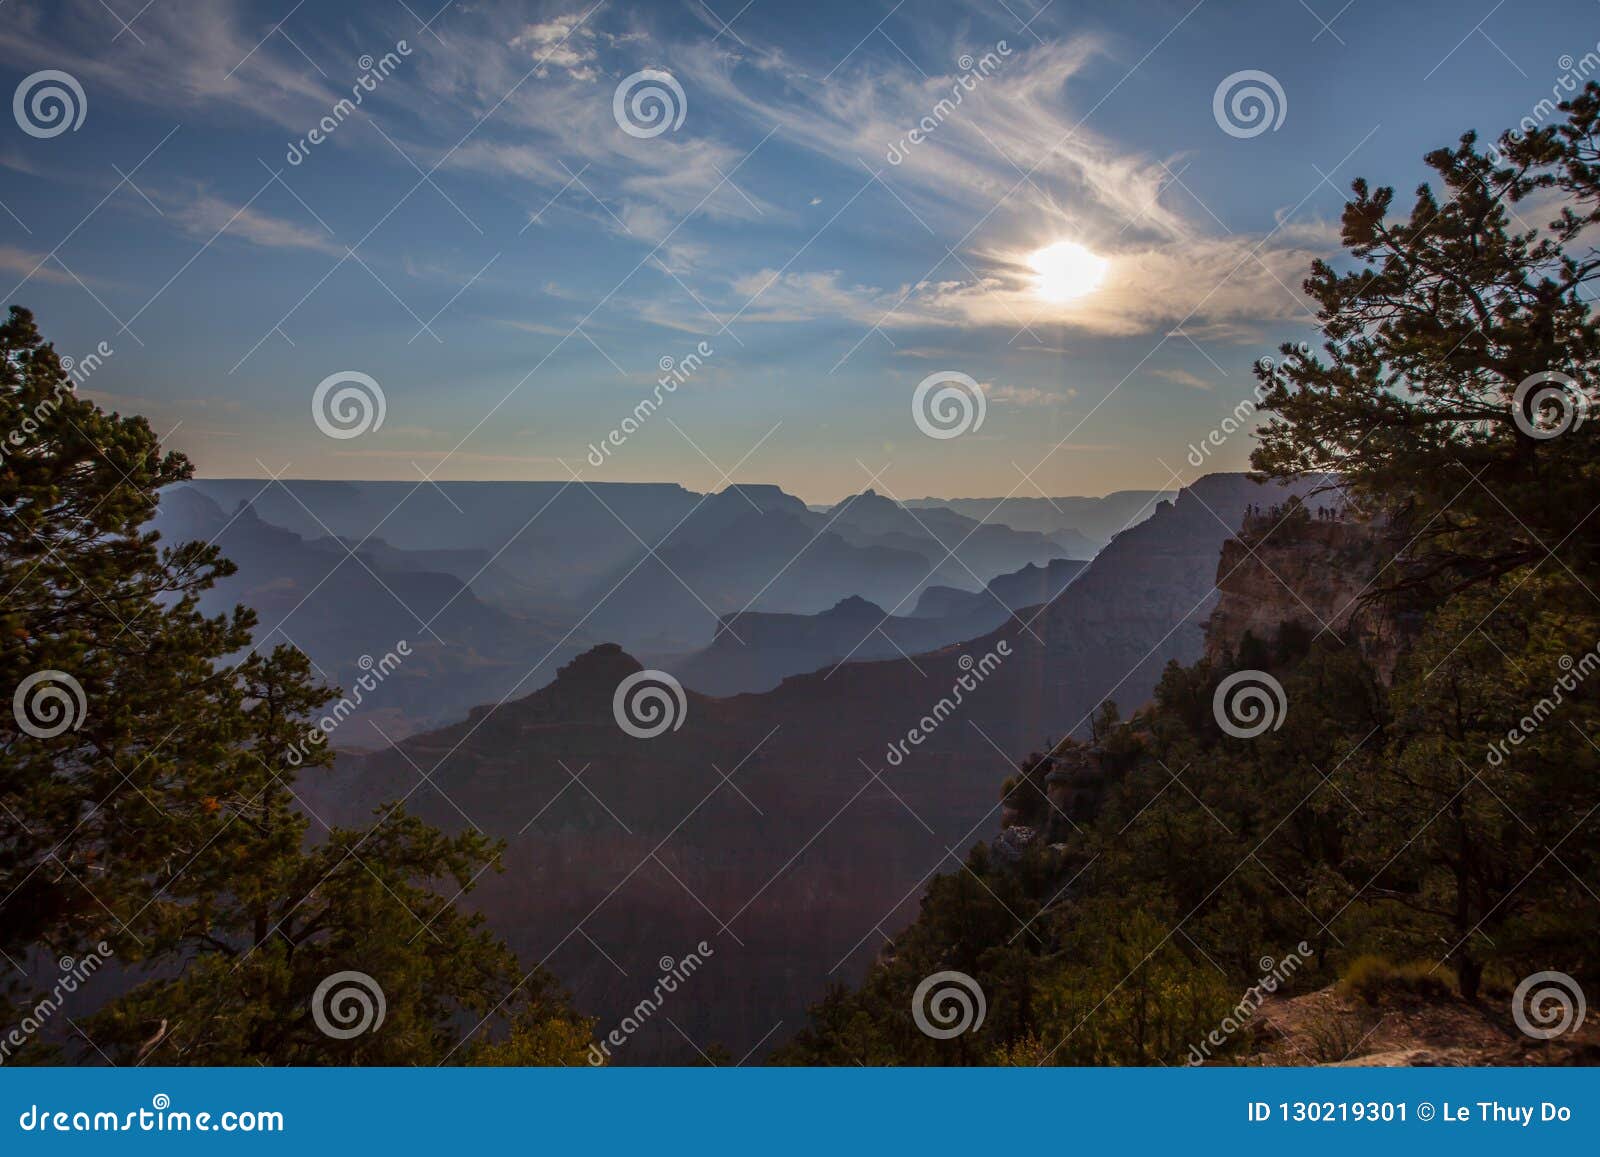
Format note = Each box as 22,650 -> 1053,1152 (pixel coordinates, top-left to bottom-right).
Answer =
1203,509 -> 1404,678
325,472 -> 1314,1064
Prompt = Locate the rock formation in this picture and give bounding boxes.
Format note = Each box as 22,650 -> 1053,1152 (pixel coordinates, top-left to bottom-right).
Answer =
1203,499 -> 1407,678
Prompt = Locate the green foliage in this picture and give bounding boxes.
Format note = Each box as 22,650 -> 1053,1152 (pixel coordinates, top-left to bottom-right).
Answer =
468,1007 -> 601,1066
1339,955 -> 1457,1005
2,304 -> 242,960
1016,902 -> 1240,1066
0,307 -> 592,1064
783,89 -> 1600,1065
1250,86 -> 1600,600
1299,1005 -> 1385,1064
1348,571 -> 1600,997
777,638 -> 1367,1066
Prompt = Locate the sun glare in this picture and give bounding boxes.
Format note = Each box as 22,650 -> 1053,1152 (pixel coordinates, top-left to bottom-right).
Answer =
1028,240 -> 1110,303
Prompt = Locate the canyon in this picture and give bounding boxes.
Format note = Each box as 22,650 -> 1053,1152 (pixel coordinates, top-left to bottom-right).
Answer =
300,471 -> 1312,1061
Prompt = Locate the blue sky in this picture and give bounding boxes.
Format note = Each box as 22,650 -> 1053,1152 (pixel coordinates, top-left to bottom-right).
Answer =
1,0 -> 1593,502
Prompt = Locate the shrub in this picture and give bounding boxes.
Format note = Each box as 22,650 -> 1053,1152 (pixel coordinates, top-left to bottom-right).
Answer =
1339,954 -> 1456,1005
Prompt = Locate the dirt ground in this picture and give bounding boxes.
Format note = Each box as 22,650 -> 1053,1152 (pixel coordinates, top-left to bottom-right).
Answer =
1238,985 -> 1600,1066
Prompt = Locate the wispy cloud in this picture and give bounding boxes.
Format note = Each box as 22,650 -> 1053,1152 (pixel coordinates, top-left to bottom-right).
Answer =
510,15 -> 605,81
0,0 -> 337,131
169,193 -> 342,256
0,246 -> 75,286
1152,367 -> 1216,390
665,36 -> 1333,337
982,382 -> 1075,407
7,0 -> 1335,347
708,224 -> 1325,337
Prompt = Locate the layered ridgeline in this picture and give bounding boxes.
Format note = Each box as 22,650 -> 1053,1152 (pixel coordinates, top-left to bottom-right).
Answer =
159,479 -> 1118,734
668,558 -> 1089,696
173,480 -> 1096,655
317,472 -> 1307,1063
151,487 -> 595,740
902,491 -> 1174,546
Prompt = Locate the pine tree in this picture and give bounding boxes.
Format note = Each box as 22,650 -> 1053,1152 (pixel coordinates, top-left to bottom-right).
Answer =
1251,87 -> 1600,599
1,306 -> 591,1063
1250,87 -> 1600,997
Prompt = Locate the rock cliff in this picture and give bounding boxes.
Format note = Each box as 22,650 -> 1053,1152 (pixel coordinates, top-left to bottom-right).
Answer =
323,472 -> 1314,1062
1203,502 -> 1406,678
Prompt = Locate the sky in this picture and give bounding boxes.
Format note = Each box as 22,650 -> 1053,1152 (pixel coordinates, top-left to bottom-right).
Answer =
0,0 -> 1593,503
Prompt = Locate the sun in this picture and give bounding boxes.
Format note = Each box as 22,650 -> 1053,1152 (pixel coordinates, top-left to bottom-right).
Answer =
1028,240 -> 1110,303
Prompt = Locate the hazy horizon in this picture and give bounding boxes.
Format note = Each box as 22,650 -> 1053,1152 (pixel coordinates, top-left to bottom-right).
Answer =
178,471 -> 1183,507
5,0 -> 1584,500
